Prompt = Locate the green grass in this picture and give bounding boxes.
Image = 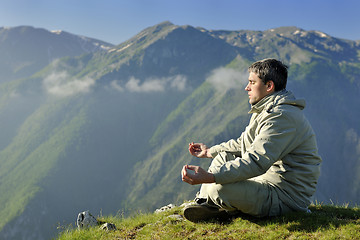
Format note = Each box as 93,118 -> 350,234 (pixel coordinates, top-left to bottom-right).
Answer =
56,204 -> 360,240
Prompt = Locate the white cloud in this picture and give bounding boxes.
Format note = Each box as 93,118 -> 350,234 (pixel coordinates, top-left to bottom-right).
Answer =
207,67 -> 248,92
170,75 -> 187,91
111,75 -> 188,93
110,80 -> 124,92
43,71 -> 95,97
126,77 -> 165,92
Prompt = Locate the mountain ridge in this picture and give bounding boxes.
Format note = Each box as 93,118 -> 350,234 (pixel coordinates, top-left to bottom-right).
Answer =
204,25 -> 360,63
0,25 -> 113,82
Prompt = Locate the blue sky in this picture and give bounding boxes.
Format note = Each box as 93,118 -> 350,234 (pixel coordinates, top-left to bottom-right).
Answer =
0,0 -> 359,45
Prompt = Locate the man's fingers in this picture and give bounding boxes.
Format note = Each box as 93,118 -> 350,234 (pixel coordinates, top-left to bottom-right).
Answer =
181,165 -> 192,181
181,165 -> 198,185
181,170 -> 194,185
185,165 -> 199,173
189,143 -> 198,156
182,175 -> 192,184
181,165 -> 188,178
182,175 -> 194,185
183,164 -> 214,185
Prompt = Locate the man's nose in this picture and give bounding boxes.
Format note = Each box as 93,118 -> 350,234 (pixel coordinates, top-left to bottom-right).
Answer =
245,84 -> 250,91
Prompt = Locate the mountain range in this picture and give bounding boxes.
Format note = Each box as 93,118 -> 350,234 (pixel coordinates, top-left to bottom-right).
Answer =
0,22 -> 359,240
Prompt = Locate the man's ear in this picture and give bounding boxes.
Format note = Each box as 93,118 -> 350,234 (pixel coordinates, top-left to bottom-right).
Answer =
266,80 -> 275,92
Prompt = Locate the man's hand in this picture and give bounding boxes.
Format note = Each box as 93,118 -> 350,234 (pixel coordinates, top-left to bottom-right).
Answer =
181,165 -> 215,185
188,142 -> 212,158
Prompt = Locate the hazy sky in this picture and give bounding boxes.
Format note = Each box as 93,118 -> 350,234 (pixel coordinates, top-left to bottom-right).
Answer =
0,0 -> 359,45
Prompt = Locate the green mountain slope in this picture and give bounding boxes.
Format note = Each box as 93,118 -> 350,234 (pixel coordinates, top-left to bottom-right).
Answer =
0,22 -> 241,240
0,94 -> 89,231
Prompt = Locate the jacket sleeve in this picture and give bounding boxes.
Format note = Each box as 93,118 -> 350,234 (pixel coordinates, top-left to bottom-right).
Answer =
212,112 -> 297,184
209,132 -> 244,158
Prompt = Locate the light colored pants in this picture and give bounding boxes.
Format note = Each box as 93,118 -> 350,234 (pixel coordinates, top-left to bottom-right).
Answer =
197,152 -> 292,217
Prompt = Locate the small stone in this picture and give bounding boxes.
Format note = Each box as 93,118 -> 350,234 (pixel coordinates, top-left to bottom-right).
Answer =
76,211 -> 98,230
180,201 -> 197,209
167,214 -> 184,221
154,203 -> 176,213
100,222 -> 117,231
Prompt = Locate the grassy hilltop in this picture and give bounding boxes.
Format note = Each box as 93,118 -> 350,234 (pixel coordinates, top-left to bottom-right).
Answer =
57,204 -> 359,240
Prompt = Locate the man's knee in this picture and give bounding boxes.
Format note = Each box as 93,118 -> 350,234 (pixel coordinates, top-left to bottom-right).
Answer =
201,182 -> 251,211
201,183 -> 235,210
200,180 -> 273,215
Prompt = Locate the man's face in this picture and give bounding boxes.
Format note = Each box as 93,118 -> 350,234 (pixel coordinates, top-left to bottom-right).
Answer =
245,72 -> 272,105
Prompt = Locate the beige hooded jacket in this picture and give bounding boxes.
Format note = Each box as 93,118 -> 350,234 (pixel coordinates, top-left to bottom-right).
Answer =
209,90 -> 322,211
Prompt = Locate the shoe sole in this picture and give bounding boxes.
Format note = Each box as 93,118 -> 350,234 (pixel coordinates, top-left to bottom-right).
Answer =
183,205 -> 229,223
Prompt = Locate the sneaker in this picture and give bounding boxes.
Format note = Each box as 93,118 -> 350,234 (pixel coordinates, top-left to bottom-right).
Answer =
183,203 -> 230,223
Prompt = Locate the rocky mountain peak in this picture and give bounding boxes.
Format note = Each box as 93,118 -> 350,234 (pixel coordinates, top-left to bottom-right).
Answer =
99,22 -> 238,87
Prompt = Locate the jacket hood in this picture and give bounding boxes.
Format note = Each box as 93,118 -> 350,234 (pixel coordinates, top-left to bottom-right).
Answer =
249,90 -> 306,114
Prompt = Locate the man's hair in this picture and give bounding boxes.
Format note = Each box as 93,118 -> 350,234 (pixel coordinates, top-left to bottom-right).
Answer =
248,59 -> 288,91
